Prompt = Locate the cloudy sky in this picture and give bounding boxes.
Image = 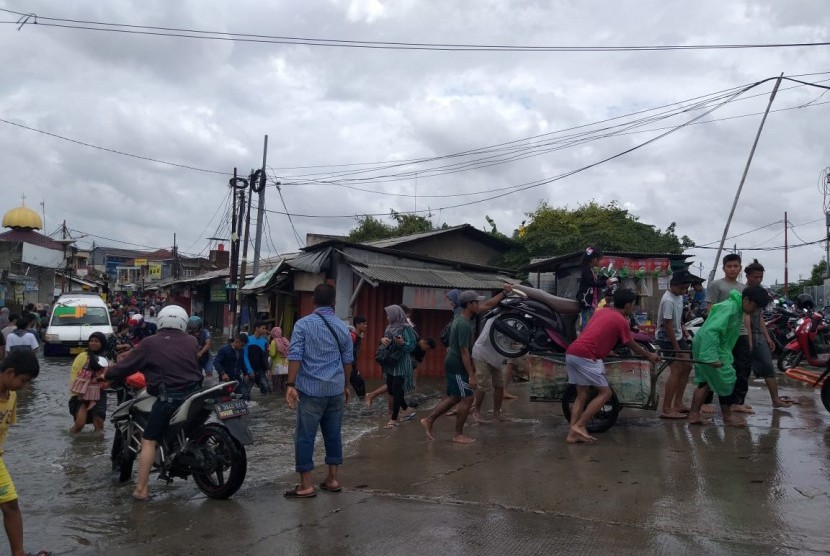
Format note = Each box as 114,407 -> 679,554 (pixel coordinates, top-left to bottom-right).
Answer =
1,0 -> 828,286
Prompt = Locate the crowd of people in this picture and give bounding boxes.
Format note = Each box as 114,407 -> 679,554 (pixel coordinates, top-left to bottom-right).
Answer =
0,249 -> 808,551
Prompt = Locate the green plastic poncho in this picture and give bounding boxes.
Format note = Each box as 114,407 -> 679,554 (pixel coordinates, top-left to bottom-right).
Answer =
691,289 -> 744,396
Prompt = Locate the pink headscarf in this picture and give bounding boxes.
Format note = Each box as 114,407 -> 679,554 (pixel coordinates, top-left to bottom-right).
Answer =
271,327 -> 289,356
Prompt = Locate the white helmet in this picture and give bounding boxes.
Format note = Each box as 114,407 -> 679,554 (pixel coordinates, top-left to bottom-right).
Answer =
156,305 -> 189,331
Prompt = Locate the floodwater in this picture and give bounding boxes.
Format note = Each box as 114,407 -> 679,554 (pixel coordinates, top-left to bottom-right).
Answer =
5,354 -> 423,551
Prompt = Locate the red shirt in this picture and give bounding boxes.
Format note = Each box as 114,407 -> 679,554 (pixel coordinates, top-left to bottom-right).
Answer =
566,307 -> 632,360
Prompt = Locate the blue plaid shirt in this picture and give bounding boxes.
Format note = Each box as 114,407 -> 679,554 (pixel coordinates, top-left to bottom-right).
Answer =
288,307 -> 353,397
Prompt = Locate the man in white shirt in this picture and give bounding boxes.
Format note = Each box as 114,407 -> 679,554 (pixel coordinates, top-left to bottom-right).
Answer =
5,315 -> 39,352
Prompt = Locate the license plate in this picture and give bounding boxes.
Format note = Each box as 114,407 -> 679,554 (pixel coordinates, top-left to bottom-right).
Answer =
214,400 -> 249,420
69,347 -> 84,355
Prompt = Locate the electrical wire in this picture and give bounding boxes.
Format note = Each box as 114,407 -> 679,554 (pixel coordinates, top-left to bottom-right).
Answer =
0,117 -> 231,175
3,9 -> 830,52
183,191 -> 232,252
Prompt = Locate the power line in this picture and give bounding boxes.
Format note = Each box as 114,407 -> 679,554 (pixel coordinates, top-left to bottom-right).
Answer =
0,117 -> 231,175
694,238 -> 825,251
3,10 -> 830,52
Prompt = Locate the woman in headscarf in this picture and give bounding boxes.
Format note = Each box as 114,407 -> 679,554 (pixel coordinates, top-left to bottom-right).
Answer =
268,326 -> 290,393
379,305 -> 417,429
69,331 -> 109,433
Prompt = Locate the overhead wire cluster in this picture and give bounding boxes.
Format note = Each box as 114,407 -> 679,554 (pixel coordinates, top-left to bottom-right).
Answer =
3,7 -> 830,52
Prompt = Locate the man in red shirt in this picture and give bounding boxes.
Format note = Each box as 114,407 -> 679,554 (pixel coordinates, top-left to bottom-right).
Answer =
565,289 -> 659,444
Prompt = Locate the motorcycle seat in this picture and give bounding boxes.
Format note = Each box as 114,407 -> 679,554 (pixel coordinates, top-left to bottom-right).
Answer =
515,285 -> 581,315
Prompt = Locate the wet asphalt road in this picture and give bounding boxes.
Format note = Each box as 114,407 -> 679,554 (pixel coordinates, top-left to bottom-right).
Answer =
7,357 -> 830,555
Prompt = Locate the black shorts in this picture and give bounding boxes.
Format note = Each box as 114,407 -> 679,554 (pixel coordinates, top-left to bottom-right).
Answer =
657,338 -> 690,359
143,383 -> 201,441
68,394 -> 108,423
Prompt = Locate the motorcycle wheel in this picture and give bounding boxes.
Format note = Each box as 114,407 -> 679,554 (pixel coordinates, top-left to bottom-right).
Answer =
117,433 -> 136,483
777,349 -> 802,372
192,423 -> 247,500
489,314 -> 531,358
821,379 -> 830,413
560,385 -> 621,433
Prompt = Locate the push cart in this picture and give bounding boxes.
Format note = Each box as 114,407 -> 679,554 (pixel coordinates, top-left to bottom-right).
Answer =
784,367 -> 830,412
527,353 -> 690,432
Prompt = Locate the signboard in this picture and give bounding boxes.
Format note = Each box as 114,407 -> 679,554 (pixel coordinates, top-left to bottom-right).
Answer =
148,263 -> 162,279
402,286 -> 490,311
210,282 -> 227,302
597,256 -> 671,277
134,258 -> 148,266
21,243 -> 64,269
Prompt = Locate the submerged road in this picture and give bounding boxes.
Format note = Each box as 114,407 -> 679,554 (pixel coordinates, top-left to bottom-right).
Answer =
8,360 -> 830,555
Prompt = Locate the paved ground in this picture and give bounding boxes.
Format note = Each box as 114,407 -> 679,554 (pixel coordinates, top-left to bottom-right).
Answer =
82,373 -> 830,556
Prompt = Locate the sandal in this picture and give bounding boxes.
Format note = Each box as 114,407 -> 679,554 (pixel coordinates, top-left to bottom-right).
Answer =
383,421 -> 400,429
284,485 -> 317,498
319,481 -> 343,493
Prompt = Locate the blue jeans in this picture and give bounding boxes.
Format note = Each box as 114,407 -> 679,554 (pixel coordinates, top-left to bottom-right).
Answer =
295,391 -> 344,473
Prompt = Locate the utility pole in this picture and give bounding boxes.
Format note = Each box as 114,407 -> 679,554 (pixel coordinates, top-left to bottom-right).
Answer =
252,135 -> 268,276
228,168 -> 245,335
172,233 -> 180,279
236,173 -> 254,333
708,73 -> 783,285
784,212 -> 789,298
61,220 -> 67,294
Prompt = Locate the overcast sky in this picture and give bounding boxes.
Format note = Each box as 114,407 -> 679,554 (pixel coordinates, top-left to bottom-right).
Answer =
1,0 -> 828,286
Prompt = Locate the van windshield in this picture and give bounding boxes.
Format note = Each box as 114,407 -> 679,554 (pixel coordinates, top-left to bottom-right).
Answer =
50,306 -> 110,326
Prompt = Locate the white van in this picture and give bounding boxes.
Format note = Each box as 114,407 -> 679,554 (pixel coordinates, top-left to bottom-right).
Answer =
44,293 -> 113,357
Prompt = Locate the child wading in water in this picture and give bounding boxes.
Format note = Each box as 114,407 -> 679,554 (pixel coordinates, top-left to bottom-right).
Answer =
688,285 -> 770,427
69,332 -> 109,433
0,350 -> 51,556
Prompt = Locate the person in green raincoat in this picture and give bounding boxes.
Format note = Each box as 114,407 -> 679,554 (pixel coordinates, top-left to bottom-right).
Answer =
687,285 -> 770,427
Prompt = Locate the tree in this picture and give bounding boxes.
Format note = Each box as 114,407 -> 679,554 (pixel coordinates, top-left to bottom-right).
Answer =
785,259 -> 826,298
498,200 -> 693,270
347,211 -> 441,242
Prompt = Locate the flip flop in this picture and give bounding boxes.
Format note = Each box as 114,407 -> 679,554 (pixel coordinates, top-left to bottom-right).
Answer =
26,552 -> 52,556
383,421 -> 400,429
401,412 -> 417,422
284,485 -> 317,498
659,412 -> 687,420
319,482 -> 343,493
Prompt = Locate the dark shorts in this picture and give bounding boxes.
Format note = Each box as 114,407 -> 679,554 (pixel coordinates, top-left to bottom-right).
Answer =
657,338 -> 690,359
446,372 -> 474,398
751,337 -> 776,379
68,394 -> 108,423
143,382 -> 201,441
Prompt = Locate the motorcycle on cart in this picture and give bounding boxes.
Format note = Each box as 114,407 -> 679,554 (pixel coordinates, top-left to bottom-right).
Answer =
484,285 -> 672,433
109,372 -> 253,499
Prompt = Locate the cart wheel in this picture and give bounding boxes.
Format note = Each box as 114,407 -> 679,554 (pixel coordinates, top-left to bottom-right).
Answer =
821,379 -> 830,414
561,385 -> 621,433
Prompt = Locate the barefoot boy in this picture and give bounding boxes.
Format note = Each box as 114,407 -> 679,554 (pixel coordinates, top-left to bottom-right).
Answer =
0,350 -> 50,556
565,289 -> 660,444
688,285 -> 770,427
657,270 -> 695,419
421,290 -> 481,444
743,260 -> 792,408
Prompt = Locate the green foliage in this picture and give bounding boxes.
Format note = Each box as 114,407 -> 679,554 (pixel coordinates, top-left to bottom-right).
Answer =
498,200 -> 692,270
786,259 -> 827,298
347,211 -> 439,242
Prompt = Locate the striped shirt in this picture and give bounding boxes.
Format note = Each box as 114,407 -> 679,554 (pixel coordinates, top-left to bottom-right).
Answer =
288,307 -> 353,397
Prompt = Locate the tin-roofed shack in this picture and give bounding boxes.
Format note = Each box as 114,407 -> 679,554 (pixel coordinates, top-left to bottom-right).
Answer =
524,251 -> 692,334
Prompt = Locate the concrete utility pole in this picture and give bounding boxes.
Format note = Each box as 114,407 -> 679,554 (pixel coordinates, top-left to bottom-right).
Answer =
709,73 -> 783,285
252,135 -> 268,276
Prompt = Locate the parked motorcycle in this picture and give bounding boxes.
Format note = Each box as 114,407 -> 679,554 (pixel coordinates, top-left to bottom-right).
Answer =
111,378 -> 253,499
764,305 -> 800,355
777,310 -> 830,372
485,285 -> 655,358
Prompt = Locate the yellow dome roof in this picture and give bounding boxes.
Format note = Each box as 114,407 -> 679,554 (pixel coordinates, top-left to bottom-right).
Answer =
2,205 -> 43,230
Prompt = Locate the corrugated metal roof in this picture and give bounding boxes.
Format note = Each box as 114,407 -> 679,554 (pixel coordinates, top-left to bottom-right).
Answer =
350,263 -> 516,289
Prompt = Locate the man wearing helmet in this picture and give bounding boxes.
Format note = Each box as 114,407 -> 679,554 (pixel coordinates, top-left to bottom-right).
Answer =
130,313 -> 157,345
105,305 -> 203,501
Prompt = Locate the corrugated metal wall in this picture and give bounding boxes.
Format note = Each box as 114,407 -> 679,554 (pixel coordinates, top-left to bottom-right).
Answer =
352,284 -> 455,380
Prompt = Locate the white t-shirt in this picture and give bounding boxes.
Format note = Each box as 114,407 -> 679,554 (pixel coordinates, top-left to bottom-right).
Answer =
6,330 -> 39,351
472,319 -> 506,369
656,290 -> 684,341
